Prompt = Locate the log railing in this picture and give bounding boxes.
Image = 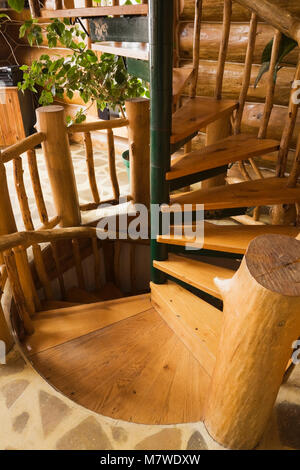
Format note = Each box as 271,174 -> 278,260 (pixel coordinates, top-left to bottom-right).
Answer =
67,117 -> 129,211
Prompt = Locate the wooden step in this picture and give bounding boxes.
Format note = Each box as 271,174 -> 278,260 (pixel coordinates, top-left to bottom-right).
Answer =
166,178 -> 300,212
173,68 -> 193,102
167,134 -> 280,181
151,281 -> 222,376
23,294 -> 152,355
157,222 -> 300,254
171,97 -> 238,144
92,42 -> 149,60
153,254 -> 234,299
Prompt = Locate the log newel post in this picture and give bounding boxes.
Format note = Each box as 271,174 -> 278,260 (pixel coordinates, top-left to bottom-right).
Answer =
125,98 -> 150,209
36,106 -> 81,228
205,234 -> 300,450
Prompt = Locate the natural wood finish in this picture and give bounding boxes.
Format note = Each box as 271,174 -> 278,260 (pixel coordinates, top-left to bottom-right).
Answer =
36,106 -> 81,227
28,307 -> 210,425
215,0 -> 232,100
190,0 -> 202,98
0,88 -> 26,147
125,98 -> 150,208
92,237 -> 101,290
84,132 -> 100,205
277,60 -> 300,176
173,67 -> 193,102
153,254 -> 234,299
4,251 -> 34,336
234,13 -> 258,135
51,242 -> 66,299
179,22 -> 299,67
167,134 -> 279,181
168,177 -> 300,212
0,303 -> 13,350
171,97 -> 238,144
151,281 -> 222,377
1,133 -> 46,164
66,287 -> 100,304
205,235 -> 300,449
96,282 -> 123,301
202,115 -> 232,189
40,5 -> 149,18
234,0 -> 300,45
287,131 -> 300,187
72,239 -> 85,290
107,129 -> 120,201
157,222 -> 300,254
27,149 -> 49,225
258,31 -> 282,139
23,294 -> 151,355
92,42 -> 149,61
180,0 -> 300,22
68,118 -> 129,134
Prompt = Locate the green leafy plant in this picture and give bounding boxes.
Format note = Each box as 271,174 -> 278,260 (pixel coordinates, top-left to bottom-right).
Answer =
7,0 -> 24,13
255,34 -> 298,88
18,18 -> 148,124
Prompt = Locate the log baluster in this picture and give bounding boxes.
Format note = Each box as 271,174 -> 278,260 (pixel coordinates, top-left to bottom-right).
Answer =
27,149 -> 49,226
92,237 -> 102,290
190,0 -> 203,98
84,132 -> 101,206
72,239 -> 85,289
107,129 -> 120,202
215,0 -> 232,100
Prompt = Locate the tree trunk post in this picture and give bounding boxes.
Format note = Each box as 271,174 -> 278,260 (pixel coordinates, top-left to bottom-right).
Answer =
201,115 -> 231,188
205,234 -> 300,449
36,106 -> 81,227
125,98 -> 150,209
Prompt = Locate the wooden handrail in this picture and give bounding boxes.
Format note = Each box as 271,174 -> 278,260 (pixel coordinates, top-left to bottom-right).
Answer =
234,0 -> 300,45
67,118 -> 129,134
39,5 -> 148,19
1,132 -> 46,164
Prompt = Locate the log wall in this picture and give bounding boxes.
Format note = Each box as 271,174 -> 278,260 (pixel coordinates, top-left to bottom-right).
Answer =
180,0 -> 300,170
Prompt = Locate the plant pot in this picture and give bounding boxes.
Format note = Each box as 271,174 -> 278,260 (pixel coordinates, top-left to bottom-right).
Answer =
122,150 -> 130,182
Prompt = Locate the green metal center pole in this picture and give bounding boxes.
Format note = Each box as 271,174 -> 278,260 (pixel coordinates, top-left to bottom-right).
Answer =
149,0 -> 174,284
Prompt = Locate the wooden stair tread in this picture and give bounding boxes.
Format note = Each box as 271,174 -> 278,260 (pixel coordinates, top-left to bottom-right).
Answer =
167,134 -> 280,181
153,253 -> 234,299
151,281 -> 222,377
172,67 -> 193,99
92,42 -> 149,60
28,308 -> 210,425
23,294 -> 151,356
157,222 -> 300,254
167,178 -> 300,211
171,97 -> 238,144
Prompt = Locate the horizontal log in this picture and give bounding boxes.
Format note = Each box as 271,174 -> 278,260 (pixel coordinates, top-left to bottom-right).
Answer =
179,22 -> 299,65
40,5 -> 148,18
180,0 -> 300,22
68,118 -> 129,133
1,132 -> 46,163
180,60 -> 295,107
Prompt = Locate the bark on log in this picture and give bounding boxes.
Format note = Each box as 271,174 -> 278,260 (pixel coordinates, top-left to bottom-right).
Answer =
205,234 -> 300,450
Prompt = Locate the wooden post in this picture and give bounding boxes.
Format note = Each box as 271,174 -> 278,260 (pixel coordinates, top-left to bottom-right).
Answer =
0,304 -> 13,351
36,106 -> 81,228
201,116 -> 231,189
28,0 -> 41,18
125,98 -> 150,208
205,234 -> 300,450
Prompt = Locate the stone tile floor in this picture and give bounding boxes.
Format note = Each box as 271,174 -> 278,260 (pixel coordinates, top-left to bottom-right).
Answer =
0,346 -> 299,450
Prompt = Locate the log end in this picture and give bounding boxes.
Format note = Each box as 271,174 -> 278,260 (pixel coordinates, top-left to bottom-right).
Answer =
245,234 -> 300,296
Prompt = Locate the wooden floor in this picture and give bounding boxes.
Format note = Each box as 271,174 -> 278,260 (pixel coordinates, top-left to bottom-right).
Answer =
23,296 -> 210,425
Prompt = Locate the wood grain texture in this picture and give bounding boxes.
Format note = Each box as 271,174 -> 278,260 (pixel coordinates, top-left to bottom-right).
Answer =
168,177 -> 300,211
157,221 -> 300,254
92,42 -> 149,60
23,294 -> 151,355
171,96 -> 238,143
29,308 -> 210,424
167,134 -> 279,180
205,234 -> 300,449
153,253 -> 234,299
151,281 -> 222,377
